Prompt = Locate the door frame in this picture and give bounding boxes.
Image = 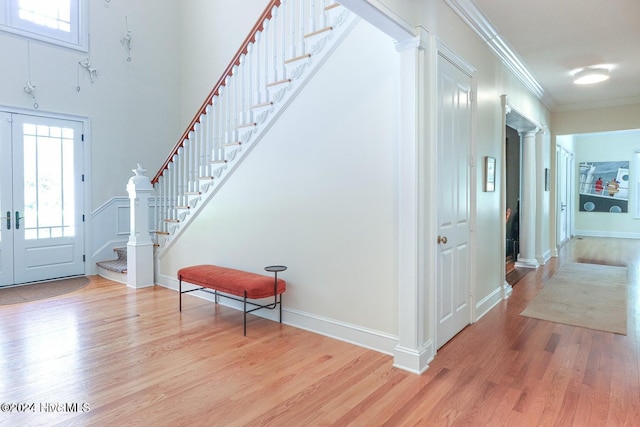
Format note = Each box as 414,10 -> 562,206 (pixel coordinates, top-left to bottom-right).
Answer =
500,96 -> 544,292
555,143 -> 574,247
0,104 -> 91,280
433,42 -> 477,349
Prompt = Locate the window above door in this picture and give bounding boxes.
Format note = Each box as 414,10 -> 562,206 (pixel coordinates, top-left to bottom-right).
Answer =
0,0 -> 87,51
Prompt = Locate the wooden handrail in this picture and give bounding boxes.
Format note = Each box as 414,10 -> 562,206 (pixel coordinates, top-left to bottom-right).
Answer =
152,0 -> 282,184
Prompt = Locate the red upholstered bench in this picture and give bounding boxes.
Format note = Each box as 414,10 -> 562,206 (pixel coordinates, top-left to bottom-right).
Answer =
178,264 -> 287,335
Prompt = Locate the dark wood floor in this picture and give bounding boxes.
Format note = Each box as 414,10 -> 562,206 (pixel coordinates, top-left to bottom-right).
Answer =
0,236 -> 638,426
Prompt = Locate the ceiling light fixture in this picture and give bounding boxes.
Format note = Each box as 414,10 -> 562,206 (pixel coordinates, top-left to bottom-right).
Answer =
573,67 -> 610,85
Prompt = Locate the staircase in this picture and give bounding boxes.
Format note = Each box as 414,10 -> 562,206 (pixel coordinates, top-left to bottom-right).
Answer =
151,0 -> 357,253
96,247 -> 128,284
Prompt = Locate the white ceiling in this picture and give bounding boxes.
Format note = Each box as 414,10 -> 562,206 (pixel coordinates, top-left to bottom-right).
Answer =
472,0 -> 640,112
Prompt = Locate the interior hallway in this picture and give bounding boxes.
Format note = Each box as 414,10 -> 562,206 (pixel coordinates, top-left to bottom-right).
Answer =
0,236 -> 638,425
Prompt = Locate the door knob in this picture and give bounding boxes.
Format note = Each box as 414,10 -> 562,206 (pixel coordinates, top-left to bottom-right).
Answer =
437,235 -> 448,244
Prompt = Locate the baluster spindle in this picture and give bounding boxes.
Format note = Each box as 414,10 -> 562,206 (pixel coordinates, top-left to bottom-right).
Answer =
309,0 -> 316,33
255,31 -> 262,104
232,65 -> 238,138
298,0 -> 305,55
203,108 -> 210,177
272,6 -> 278,82
289,0 -> 296,58
263,18 -> 270,92
247,44 -> 254,121
281,0 -> 287,78
320,0 -> 326,28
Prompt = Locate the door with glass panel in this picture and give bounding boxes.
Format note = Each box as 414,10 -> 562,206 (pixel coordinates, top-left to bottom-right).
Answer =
0,112 -> 84,286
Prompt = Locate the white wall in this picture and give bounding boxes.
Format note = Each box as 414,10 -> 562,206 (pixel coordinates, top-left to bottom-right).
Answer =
159,0 -> 556,354
0,1 -> 182,209
178,0 -> 269,127
162,19 -> 401,336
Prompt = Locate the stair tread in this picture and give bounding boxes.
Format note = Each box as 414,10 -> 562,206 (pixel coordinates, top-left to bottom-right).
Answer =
96,258 -> 127,274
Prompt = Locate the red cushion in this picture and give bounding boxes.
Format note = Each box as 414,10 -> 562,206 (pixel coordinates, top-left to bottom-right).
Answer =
178,264 -> 286,299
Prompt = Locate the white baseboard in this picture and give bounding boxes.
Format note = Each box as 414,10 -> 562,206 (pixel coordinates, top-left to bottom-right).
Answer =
393,341 -> 434,374
574,230 -> 640,239
156,273 -> 398,356
475,285 -> 502,321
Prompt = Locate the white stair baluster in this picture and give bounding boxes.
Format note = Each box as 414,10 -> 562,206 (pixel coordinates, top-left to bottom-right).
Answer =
281,0 -> 288,79
320,0 -> 326,28
232,65 -> 238,139
298,0 -> 305,55
263,18 -> 270,95
255,31 -> 262,104
239,55 -> 246,125
289,0 -> 296,58
247,44 -> 254,121
272,6 -> 279,82
309,0 -> 316,33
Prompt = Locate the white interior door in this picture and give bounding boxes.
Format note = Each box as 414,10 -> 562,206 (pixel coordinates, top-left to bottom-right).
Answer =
0,112 -> 84,286
557,148 -> 571,245
436,54 -> 473,349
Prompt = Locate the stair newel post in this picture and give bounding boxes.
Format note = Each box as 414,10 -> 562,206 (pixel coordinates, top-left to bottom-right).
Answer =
126,164 -> 154,289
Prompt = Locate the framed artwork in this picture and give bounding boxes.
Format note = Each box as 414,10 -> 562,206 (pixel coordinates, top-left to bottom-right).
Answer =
484,156 -> 496,192
544,168 -> 550,191
578,161 -> 629,213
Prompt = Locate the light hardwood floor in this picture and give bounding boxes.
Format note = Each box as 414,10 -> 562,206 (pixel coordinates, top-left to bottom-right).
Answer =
0,237 -> 638,426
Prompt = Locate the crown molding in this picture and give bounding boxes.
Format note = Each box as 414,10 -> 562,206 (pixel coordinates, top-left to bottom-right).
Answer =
444,0 -> 555,109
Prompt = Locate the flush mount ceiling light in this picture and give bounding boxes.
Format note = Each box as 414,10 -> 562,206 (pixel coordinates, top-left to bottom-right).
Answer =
573,67 -> 610,85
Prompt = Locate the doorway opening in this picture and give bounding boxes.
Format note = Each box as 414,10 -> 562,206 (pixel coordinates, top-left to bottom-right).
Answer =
505,125 -> 522,284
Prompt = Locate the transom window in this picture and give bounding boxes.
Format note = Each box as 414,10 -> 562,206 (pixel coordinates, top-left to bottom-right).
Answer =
0,0 -> 86,51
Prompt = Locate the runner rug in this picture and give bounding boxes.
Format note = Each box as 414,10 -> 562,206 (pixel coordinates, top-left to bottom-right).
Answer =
520,262 -> 627,335
0,276 -> 90,306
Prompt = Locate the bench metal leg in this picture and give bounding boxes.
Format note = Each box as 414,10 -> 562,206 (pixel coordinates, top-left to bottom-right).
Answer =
179,278 -> 182,311
243,291 -> 247,336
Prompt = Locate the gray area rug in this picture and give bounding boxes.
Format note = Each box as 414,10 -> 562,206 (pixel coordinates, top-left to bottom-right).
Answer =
520,262 -> 627,335
0,276 -> 90,306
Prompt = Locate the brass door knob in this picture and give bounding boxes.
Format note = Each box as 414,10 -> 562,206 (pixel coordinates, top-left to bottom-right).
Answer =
437,236 -> 448,244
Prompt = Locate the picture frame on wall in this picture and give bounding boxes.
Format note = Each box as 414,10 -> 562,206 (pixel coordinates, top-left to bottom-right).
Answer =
484,156 -> 496,192
545,168 -> 550,191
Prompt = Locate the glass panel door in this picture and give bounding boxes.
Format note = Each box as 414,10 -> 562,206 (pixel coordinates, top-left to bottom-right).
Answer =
0,112 -> 84,286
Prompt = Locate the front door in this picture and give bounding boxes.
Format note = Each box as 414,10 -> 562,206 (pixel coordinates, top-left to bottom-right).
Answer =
435,53 -> 473,348
0,112 -> 85,286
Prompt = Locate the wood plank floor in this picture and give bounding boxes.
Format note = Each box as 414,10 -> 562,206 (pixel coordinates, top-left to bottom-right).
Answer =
0,236 -> 638,426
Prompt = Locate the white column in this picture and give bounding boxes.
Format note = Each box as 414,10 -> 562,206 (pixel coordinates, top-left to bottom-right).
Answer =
127,164 -> 155,288
393,29 -> 432,375
515,130 -> 540,269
